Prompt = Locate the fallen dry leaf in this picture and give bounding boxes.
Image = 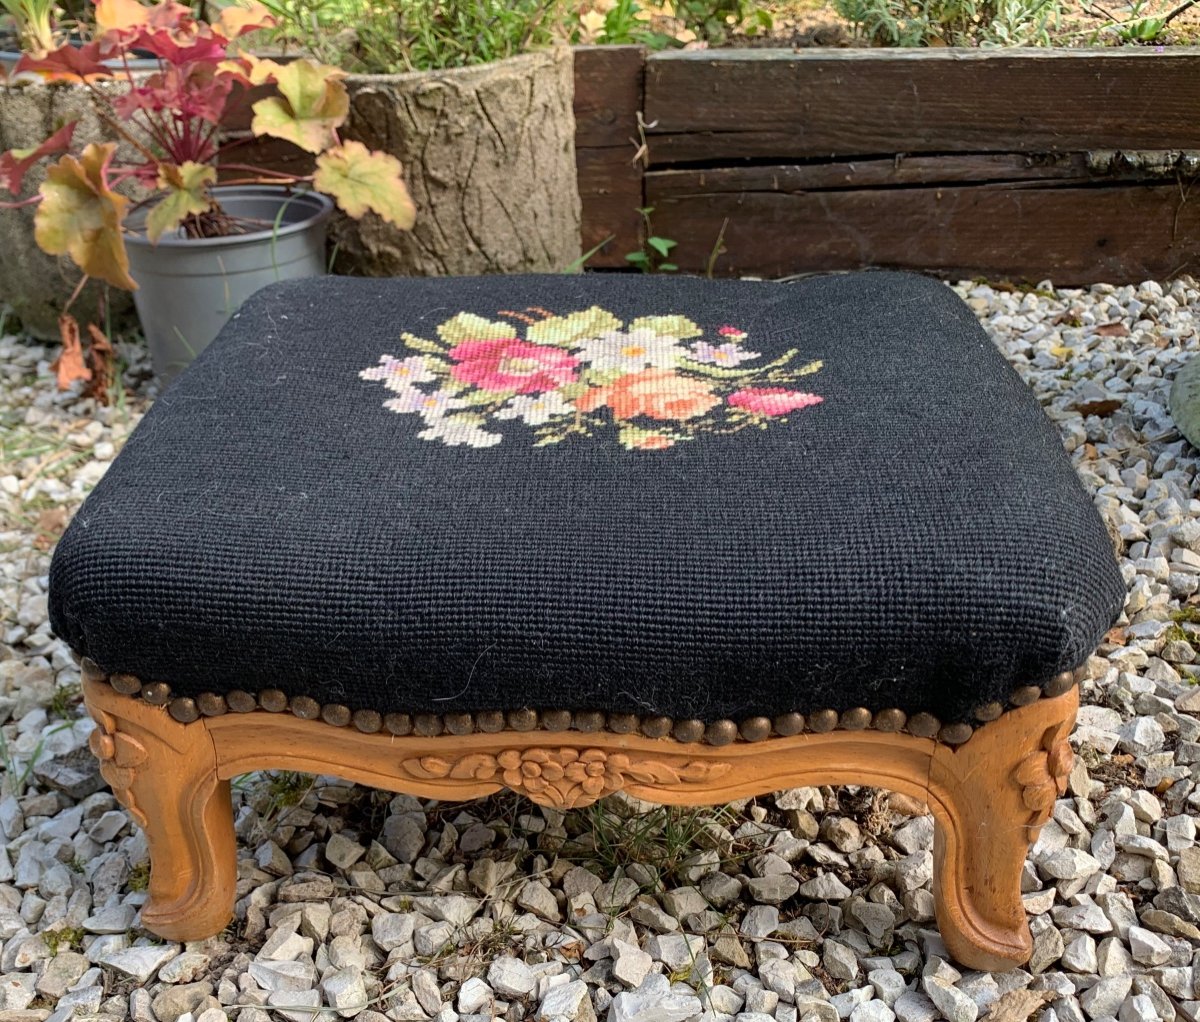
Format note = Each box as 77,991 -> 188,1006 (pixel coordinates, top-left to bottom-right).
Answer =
984,988 -> 1053,1021
1095,322 -> 1130,337
1074,398 -> 1122,418
885,792 -> 928,817
33,507 -> 70,551
51,314 -> 92,392
1104,625 -> 1128,645
85,323 -> 115,406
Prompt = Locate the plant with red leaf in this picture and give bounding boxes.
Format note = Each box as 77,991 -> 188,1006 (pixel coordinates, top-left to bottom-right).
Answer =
0,0 -> 415,294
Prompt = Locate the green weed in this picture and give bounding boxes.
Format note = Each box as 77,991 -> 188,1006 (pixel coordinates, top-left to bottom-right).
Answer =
626,207 -> 678,274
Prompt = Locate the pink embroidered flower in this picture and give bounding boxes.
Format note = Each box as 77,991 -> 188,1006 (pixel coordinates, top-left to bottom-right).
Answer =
717,325 -> 747,340
727,388 -> 823,416
448,338 -> 579,395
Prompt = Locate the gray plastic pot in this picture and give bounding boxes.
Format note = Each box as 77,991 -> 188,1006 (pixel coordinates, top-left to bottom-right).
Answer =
125,186 -> 334,383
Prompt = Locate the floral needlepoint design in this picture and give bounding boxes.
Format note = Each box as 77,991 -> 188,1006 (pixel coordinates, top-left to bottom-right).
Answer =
360,307 -> 824,450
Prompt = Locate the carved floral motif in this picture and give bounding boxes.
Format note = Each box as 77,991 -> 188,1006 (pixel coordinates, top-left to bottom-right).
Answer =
400,746 -> 732,808
87,709 -> 150,827
1011,722 -> 1073,839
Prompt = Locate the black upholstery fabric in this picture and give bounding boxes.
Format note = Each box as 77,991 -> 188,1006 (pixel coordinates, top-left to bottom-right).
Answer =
49,272 -> 1125,724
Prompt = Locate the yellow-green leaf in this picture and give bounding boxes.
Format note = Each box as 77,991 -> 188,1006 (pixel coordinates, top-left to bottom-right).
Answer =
435,314 -> 516,346
251,58 -> 348,154
526,306 -> 621,347
34,143 -> 136,291
628,314 -> 702,339
401,331 -> 451,354
313,141 -> 415,228
145,162 -> 216,243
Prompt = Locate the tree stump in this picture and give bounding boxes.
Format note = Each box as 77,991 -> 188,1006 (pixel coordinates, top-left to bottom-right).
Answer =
330,48 -> 581,278
0,83 -> 136,339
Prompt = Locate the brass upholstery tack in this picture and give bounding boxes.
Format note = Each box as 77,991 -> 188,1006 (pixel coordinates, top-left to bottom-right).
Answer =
168,698 -> 199,723
739,717 -> 772,742
872,709 -> 906,732
353,709 -> 384,734
196,693 -> 228,717
258,689 -> 288,713
641,716 -> 673,739
442,713 -> 473,736
384,712 -> 413,736
141,682 -> 171,706
290,695 -> 321,720
321,704 -> 352,728
773,712 -> 805,736
705,720 -> 739,747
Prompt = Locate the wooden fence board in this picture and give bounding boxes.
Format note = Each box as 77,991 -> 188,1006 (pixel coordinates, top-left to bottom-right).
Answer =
645,178 -> 1200,284
644,49 -> 1200,164
647,154 -> 1108,196
573,46 -> 646,267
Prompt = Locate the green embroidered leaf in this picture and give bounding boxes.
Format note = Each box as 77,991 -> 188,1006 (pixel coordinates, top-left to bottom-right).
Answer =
794,358 -> 823,377
617,425 -> 687,450
526,307 -> 621,347
453,412 -> 487,426
581,367 -> 623,387
534,431 -> 570,446
557,382 -> 592,401
436,314 -> 516,346
677,359 -> 763,380
628,314 -> 702,340
401,332 -> 447,355
459,389 -> 511,407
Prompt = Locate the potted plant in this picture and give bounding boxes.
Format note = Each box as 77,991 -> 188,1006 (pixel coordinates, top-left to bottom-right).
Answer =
253,0 -> 581,279
0,0 -> 415,382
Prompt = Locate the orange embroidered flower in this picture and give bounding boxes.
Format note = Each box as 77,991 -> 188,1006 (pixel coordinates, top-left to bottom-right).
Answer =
634,434 -> 674,450
577,369 -> 720,422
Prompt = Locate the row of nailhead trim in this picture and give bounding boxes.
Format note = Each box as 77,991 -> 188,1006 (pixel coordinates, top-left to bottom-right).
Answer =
91,665 -> 1080,747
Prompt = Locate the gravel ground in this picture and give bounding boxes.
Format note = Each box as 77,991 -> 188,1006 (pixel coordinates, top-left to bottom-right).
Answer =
1,276 -> 1199,1022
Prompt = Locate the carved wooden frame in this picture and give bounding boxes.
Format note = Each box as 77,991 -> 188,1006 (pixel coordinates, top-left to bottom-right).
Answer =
81,672 -> 1077,973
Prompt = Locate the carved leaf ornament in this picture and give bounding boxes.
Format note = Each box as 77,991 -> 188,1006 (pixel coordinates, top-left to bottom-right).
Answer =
87,709 -> 150,827
1011,722 -> 1073,839
401,746 -> 731,808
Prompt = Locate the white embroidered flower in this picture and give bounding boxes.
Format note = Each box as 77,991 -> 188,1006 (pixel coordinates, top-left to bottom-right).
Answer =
359,355 -> 435,390
576,328 -> 686,372
689,341 -> 761,366
384,387 -> 467,419
494,392 -> 575,425
418,413 -> 503,448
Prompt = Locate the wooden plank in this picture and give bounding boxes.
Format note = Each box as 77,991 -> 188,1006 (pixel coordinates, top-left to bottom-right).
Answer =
578,146 -> 644,267
573,45 -> 645,149
573,45 -> 646,267
644,49 -> 1200,164
648,154 -> 1103,197
644,178 -> 1200,284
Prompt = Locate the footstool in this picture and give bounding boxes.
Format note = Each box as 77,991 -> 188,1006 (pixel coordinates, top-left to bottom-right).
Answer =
50,271 -> 1125,971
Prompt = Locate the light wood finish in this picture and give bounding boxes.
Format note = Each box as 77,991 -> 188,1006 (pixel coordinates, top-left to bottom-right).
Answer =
82,676 -> 1077,971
